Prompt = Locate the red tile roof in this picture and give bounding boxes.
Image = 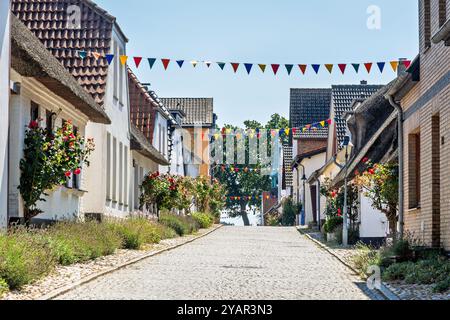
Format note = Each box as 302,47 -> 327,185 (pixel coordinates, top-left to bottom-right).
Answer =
12,0 -> 126,106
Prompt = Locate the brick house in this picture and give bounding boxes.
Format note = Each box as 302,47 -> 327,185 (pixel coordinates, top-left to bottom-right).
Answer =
387,0 -> 450,250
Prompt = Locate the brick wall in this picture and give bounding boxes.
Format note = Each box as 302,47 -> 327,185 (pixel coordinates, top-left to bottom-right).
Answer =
401,1 -> 450,249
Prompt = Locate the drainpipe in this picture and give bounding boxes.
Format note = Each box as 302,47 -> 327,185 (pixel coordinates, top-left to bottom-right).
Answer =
387,95 -> 404,240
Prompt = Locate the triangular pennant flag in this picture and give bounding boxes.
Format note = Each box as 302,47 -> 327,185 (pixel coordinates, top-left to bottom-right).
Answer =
364,63 -> 373,73
119,55 -> 128,66
390,61 -> 399,72
377,62 -> 386,73
92,52 -> 102,60
176,60 -> 184,68
299,64 -> 307,74
191,60 -> 198,68
327,119 -> 332,125
352,63 -> 360,73
338,64 -> 347,74
402,60 -> 412,69
285,128 -> 290,136
258,64 -> 266,73
312,64 -> 321,74
231,63 -> 240,73
217,62 -> 226,70
105,54 -> 114,65
205,61 -> 212,68
244,63 -> 253,75
79,51 -> 87,59
325,64 -> 334,74
161,59 -> 170,70
148,58 -> 157,69
271,64 -> 280,75
285,64 -> 293,75
133,57 -> 142,68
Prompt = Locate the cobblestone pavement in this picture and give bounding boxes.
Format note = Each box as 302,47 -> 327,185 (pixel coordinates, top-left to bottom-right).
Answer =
57,227 -> 382,300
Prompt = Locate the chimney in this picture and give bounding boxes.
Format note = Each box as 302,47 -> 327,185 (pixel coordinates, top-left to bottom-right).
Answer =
398,58 -> 408,76
360,80 -> 367,85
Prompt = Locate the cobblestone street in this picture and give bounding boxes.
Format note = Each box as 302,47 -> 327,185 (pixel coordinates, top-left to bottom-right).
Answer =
57,227 -> 382,300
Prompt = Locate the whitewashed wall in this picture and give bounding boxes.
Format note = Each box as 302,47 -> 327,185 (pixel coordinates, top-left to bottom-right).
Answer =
170,128 -> 185,176
0,2 -> 10,229
9,71 -> 89,221
152,112 -> 170,174
359,193 -> 389,239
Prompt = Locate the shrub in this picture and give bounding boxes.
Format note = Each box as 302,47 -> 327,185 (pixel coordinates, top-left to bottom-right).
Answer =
281,198 -> 299,226
0,278 -> 8,297
323,216 -> 343,234
159,213 -> 199,236
191,212 -> 214,229
0,228 -> 56,289
351,243 -> 382,278
46,221 -> 122,265
107,217 -> 166,250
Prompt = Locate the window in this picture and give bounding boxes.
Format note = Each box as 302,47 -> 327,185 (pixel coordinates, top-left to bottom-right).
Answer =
439,0 -> 447,27
162,129 -> 166,156
158,124 -> 162,152
408,132 -> 421,209
106,133 -> 111,200
423,0 -> 431,49
113,41 -> 118,100
72,125 -> 79,189
113,137 -> 117,202
124,146 -> 128,207
46,110 -> 54,132
30,101 -> 39,121
119,142 -> 123,204
119,46 -> 124,106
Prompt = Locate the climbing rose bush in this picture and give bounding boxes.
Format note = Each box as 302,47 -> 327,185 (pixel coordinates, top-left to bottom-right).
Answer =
19,120 -> 95,221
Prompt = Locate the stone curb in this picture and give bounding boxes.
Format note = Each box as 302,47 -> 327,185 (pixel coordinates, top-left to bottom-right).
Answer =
39,224 -> 223,301
297,228 -> 400,301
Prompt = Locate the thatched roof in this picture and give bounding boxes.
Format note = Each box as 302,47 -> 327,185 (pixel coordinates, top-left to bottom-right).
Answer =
130,125 -> 170,166
10,15 -> 110,124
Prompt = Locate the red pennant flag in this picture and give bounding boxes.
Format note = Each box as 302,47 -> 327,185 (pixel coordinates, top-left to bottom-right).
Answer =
327,119 -> 332,125
133,57 -> 142,68
271,64 -> 280,75
364,63 -> 373,73
161,59 -> 171,70
299,64 -> 307,74
338,64 -> 347,74
402,60 -> 412,69
231,63 -> 240,73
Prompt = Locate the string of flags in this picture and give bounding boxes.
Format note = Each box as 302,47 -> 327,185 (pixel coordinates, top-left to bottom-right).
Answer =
226,195 -> 278,201
75,49 -> 411,76
210,119 -> 332,140
219,166 -> 263,174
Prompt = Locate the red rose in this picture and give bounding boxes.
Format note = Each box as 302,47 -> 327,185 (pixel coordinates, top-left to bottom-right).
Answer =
65,171 -> 72,177
331,191 -> 337,198
368,168 -> 375,175
28,120 -> 39,129
362,157 -> 369,164
354,170 -> 360,176
74,168 -> 81,175
337,208 -> 342,217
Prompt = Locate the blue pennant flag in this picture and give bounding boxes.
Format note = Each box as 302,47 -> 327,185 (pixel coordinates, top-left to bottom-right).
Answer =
105,54 -> 114,65
148,58 -> 157,69
352,63 -> 360,73
285,64 -> 294,75
78,51 -> 87,59
176,60 -> 185,68
217,62 -> 226,70
244,63 -> 253,74
377,62 -> 386,73
312,64 -> 321,74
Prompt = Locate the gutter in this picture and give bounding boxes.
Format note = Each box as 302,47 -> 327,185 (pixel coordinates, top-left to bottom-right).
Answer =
432,18 -> 450,44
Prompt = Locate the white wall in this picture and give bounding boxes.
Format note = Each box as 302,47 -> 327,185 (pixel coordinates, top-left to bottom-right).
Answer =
359,193 -> 388,239
9,72 -> 89,221
152,111 -> 170,173
170,127 -> 185,176
0,2 -> 10,229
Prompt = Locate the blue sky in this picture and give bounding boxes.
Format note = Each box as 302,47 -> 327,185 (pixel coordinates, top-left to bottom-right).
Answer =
96,0 -> 419,127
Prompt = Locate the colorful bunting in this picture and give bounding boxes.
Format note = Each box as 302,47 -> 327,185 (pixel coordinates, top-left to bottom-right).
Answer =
338,64 -> 347,74
191,60 -> 198,68
390,61 -> 399,72
231,63 -> 240,73
217,62 -> 226,70
402,60 -> 412,69
258,64 -> 267,73
312,64 -> 321,74
119,55 -> 128,66
364,63 -> 373,73
133,57 -> 142,68
105,54 -> 115,65
78,51 -> 87,59
148,58 -> 157,69
271,64 -> 280,75
285,64 -> 293,75
299,64 -> 307,74
176,60 -> 185,68
92,52 -> 102,60
205,61 -> 212,68
352,63 -> 360,73
325,64 -> 334,74
377,62 -> 385,73
161,59 -> 170,70
244,63 -> 253,75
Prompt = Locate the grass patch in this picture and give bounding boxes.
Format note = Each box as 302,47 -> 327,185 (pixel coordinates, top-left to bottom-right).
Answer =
159,213 -> 200,236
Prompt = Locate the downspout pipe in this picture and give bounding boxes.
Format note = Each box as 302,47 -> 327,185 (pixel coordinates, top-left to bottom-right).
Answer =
387,95 -> 404,240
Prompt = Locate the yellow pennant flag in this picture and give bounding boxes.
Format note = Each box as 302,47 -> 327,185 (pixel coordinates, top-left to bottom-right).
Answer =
325,64 -> 334,74
92,52 -> 102,60
258,64 -> 267,73
119,55 -> 128,66
214,133 -> 220,140
390,61 -> 399,72
302,128 -> 307,133
320,121 -> 326,127
285,128 -> 290,136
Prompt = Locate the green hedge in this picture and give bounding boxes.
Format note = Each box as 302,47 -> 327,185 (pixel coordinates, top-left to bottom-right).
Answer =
159,213 -> 200,236
191,212 -> 214,229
